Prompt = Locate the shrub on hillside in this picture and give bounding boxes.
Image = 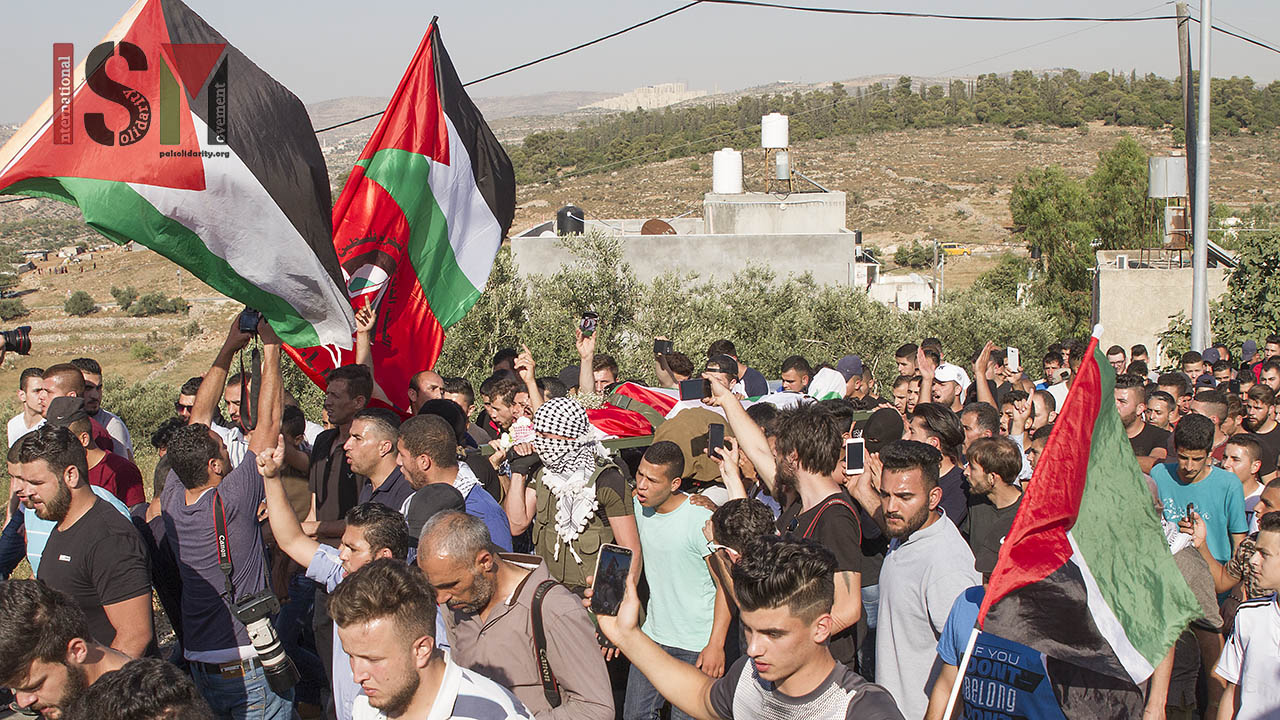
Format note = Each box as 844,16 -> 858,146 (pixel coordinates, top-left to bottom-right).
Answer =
0,299 -> 28,321
111,285 -> 139,311
64,290 -> 96,316
130,343 -> 158,363
129,292 -> 189,317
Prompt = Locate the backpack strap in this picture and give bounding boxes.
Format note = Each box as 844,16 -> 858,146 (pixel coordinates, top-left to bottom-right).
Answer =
531,579 -> 563,709
801,497 -> 861,541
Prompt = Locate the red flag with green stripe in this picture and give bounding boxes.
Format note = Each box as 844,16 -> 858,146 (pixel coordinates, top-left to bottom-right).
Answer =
976,328 -> 1200,717
285,21 -> 514,410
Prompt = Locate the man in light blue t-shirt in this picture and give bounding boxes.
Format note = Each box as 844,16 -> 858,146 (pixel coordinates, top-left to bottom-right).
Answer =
1152,414 -> 1247,564
626,441 -> 729,720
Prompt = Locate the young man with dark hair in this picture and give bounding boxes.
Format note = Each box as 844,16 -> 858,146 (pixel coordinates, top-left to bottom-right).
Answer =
1244,384 -> 1280,482
1152,414 -> 1247,565
329,558 -> 533,720
1146,389 -> 1177,432
1222,434 -> 1266,528
0,579 -> 133,718
1260,358 -> 1280,395
343,408 -> 411,511
8,366 -> 44,447
38,363 -> 121,457
1158,372 -> 1193,420
1025,424 -> 1054,471
259,432 -> 413,720
68,357 -> 132,460
160,317 -> 291,719
874,440 -> 979,718
175,376 -> 202,423
960,437 -> 1023,581
1192,389 -> 1231,461
779,355 -> 812,393
891,376 -> 913,416
1181,351 -> 1205,384
592,354 -> 621,394
479,374 -> 530,449
906,403 -> 969,525
1116,373 -> 1171,472
626,441 -> 730,720
48,397 -> 145,508
1215,512 -> 1280,720
418,511 -> 612,719
63,657 -> 214,720
1106,345 -> 1127,375
396,414 -> 511,552
707,498 -> 776,562
895,344 -> 919,377
1131,344 -> 1150,366
958,402 -> 999,454
707,339 -> 768,398
19,424 -> 153,660
595,535 -> 903,719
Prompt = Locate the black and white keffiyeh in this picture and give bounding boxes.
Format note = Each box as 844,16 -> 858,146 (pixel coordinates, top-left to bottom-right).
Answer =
532,397 -> 609,564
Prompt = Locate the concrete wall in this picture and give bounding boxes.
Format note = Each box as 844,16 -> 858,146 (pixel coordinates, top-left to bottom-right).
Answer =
510,233 -> 865,286
869,277 -> 935,311
1094,264 -> 1229,368
702,192 -> 846,235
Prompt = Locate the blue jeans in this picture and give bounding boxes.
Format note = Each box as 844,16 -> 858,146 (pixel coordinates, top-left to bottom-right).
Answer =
191,660 -> 294,720
623,644 -> 701,720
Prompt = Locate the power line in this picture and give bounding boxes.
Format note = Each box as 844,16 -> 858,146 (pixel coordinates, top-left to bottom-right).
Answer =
701,0 -> 1179,23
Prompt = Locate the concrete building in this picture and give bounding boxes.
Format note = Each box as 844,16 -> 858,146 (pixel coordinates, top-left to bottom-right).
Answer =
585,83 -> 708,112
1093,247 -> 1235,368
869,274 -> 936,312
512,190 -> 885,289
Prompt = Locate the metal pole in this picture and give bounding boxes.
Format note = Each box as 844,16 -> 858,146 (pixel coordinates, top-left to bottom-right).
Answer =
1190,0 -> 1211,351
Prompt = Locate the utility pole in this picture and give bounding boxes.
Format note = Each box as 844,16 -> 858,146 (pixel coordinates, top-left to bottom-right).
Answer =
1176,3 -> 1195,218
932,239 -> 939,304
1190,0 -> 1211,351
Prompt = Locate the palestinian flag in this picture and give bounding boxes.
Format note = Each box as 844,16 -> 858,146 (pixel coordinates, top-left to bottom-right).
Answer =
285,21 -> 515,410
976,329 -> 1200,717
0,0 -> 354,348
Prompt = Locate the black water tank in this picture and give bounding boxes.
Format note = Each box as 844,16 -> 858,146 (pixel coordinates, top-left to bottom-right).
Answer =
556,205 -> 585,235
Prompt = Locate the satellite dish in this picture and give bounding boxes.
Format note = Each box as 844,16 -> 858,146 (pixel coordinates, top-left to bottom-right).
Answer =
641,218 -> 677,235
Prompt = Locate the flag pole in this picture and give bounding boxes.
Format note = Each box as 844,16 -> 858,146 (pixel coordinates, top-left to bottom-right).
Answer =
941,626 -> 979,720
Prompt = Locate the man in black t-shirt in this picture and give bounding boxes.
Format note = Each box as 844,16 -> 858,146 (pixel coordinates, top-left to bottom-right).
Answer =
770,405 -> 863,667
961,437 -> 1024,580
17,424 -> 152,659
596,536 -> 904,720
1244,384 -> 1280,481
1116,373 -> 1170,473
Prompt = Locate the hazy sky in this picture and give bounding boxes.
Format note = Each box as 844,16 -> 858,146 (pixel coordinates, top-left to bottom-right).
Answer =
3,0 -> 1278,123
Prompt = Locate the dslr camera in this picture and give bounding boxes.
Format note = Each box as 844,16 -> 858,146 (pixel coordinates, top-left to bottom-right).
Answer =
2,326 -> 31,355
231,589 -> 299,693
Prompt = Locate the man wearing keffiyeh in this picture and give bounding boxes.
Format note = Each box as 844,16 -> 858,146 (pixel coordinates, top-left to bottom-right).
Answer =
504,396 -> 642,595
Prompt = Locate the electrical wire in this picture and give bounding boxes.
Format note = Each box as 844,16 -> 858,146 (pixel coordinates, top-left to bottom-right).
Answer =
701,0 -> 1178,23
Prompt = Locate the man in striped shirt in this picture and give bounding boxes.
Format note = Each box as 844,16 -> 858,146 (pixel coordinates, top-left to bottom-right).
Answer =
330,558 -> 533,720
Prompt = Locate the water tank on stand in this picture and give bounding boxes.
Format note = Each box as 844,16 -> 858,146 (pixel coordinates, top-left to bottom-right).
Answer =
761,113 -> 789,149
712,148 -> 743,194
556,205 -> 585,235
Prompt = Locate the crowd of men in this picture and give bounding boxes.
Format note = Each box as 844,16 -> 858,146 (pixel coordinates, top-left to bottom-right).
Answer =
3,315 -> 1280,720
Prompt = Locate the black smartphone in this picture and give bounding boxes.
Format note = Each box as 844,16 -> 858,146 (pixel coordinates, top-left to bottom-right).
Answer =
653,339 -> 674,355
589,543 -> 633,616
708,423 -> 725,459
238,307 -> 261,334
680,378 -> 710,401
580,311 -> 599,337
844,437 -> 865,475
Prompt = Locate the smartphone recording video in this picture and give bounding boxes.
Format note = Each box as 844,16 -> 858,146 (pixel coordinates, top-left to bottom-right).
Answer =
590,543 -> 633,616
580,311 -> 599,337
708,423 -> 725,460
679,378 -> 710,401
653,339 -> 674,355
844,437 -> 865,476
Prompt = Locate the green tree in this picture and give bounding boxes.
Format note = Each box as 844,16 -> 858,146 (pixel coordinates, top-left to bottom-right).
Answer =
111,285 -> 139,311
1009,166 -> 1095,333
0,299 -> 27,320
64,290 -> 96,316
971,253 -> 1031,304
1088,136 -> 1160,249
1203,229 -> 1280,349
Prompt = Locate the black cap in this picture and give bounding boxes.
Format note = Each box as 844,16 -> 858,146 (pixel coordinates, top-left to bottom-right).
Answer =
403,484 -> 466,546
852,407 -> 905,453
705,354 -> 738,378
46,396 -> 89,428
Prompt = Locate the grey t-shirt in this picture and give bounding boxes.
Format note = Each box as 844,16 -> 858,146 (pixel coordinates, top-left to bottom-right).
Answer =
161,450 -> 267,658
709,656 -> 903,720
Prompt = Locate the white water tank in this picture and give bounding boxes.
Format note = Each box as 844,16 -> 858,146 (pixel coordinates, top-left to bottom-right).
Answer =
712,148 -> 743,194
762,113 -> 789,148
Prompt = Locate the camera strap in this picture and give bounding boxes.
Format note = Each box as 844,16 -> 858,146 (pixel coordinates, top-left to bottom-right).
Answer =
238,347 -> 261,434
213,491 -> 237,604
530,579 -> 562,709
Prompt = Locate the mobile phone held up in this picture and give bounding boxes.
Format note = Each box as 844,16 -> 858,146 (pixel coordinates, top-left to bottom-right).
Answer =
708,423 -> 725,460
844,437 -> 865,476
653,338 -> 674,355
238,307 -> 262,335
679,378 -> 711,401
590,543 -> 633,616
580,311 -> 599,337
1006,346 -> 1020,373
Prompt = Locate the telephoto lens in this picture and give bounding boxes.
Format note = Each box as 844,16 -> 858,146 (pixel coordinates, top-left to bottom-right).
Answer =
234,590 -> 300,694
1,326 -> 31,355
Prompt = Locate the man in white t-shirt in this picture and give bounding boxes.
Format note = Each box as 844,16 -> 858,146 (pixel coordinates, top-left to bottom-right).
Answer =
1215,511 -> 1280,720
7,367 -> 44,448
329,559 -> 533,720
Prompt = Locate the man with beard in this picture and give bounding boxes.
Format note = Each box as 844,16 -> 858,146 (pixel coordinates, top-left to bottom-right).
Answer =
258,432 -> 412,720
63,657 -> 214,720
1115,372 -> 1170,472
0,580 -> 132,719
37,364 -> 123,457
396,414 -> 511,552
873,440 -> 980,719
418,511 -> 613,719
19,424 -> 152,659
330,559 -> 533,720
1245,385 -> 1280,482
503,397 -> 640,595
68,358 -> 132,460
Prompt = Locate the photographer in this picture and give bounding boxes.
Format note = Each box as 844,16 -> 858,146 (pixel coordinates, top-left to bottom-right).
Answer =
160,316 -> 292,719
